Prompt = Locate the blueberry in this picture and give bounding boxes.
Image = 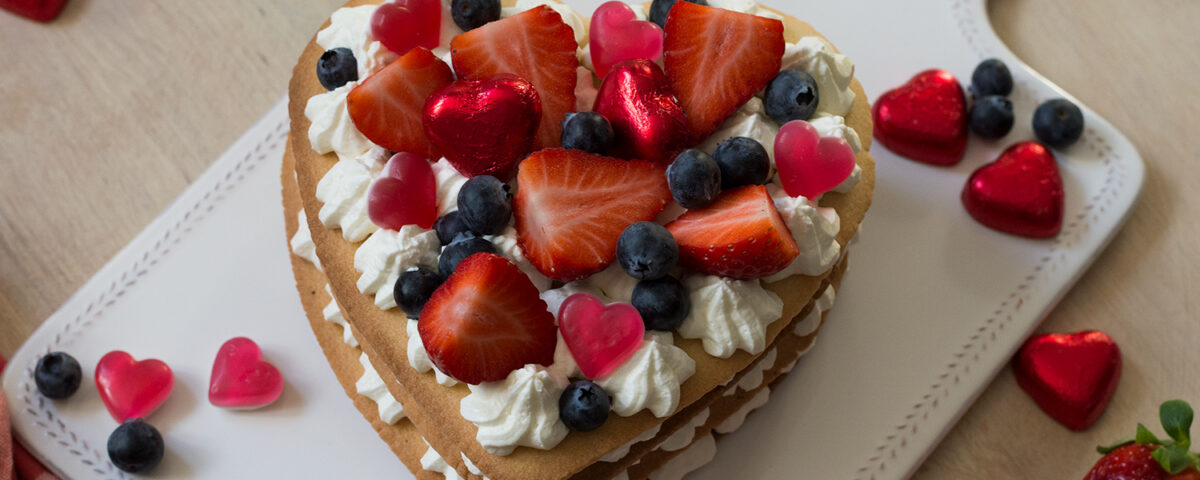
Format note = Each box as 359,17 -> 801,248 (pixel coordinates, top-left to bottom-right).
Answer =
107,419 -> 164,474
970,58 -> 1013,97
451,0 -> 501,31
317,48 -> 358,91
35,352 -> 82,399
712,137 -> 770,188
394,268 -> 444,318
558,380 -> 610,431
616,222 -> 678,281
433,211 -> 473,246
765,69 -> 819,124
632,275 -> 690,331
561,112 -> 614,154
648,0 -> 708,29
666,150 -> 722,209
438,236 -> 497,277
457,175 -> 512,236
1032,98 -> 1084,149
968,95 -> 1014,139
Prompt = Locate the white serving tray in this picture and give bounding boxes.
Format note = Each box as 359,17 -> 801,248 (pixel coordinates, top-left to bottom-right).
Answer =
2,0 -> 1142,479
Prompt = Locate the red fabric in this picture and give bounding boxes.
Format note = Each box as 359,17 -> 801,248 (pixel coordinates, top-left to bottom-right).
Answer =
0,356 -> 59,480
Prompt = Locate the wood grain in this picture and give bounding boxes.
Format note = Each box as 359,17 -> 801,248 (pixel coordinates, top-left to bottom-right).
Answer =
0,0 -> 1196,477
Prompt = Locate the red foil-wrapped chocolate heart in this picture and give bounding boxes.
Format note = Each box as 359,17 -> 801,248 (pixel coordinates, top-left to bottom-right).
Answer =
962,141 -> 1064,238
423,74 -> 542,181
593,59 -> 690,165
872,69 -> 967,166
1013,330 -> 1121,431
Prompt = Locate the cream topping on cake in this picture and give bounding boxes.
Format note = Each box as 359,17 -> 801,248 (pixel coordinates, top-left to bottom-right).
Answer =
707,0 -> 783,20
599,422 -> 662,462
648,433 -> 717,480
406,319 -> 459,387
323,285 -> 358,348
314,146 -> 386,242
679,275 -> 784,358
484,226 -> 554,292
597,332 -> 696,417
795,285 -> 836,337
714,387 -> 771,434
290,209 -> 322,270
782,36 -> 856,117
764,184 -> 841,281
460,364 -> 569,455
659,407 -> 710,452
430,158 -> 468,216
725,348 -> 778,396
354,225 -> 441,309
421,441 -> 466,480
356,352 -> 407,424
306,84 -> 377,163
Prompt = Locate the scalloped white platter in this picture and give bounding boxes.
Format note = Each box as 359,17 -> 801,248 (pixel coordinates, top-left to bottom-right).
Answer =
2,0 -> 1143,478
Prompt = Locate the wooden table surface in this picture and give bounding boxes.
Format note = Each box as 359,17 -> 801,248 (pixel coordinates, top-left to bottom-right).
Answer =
2,0 -> 1197,477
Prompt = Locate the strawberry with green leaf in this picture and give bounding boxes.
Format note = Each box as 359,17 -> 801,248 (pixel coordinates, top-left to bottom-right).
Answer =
1086,400 -> 1200,480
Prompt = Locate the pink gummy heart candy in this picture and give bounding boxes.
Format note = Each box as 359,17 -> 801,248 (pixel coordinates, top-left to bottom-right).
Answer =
208,337 -> 284,410
774,120 -> 856,199
371,0 -> 442,57
558,293 -> 645,379
589,1 -> 664,79
367,152 -> 438,230
95,351 -> 174,422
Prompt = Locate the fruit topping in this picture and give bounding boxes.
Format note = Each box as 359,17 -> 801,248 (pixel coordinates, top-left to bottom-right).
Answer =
666,149 -> 722,209
395,267 -> 444,318
367,152 -> 438,230
712,136 -> 770,189
347,48 -> 453,159
663,0 -> 784,139
35,351 -> 82,399
616,222 -> 678,281
451,6 -> 579,149
419,252 -> 557,384
456,175 -> 513,236
558,293 -> 644,379
969,58 -> 1013,97
107,419 -> 165,474
765,69 -> 819,124
423,74 -> 542,181
450,0 -> 500,31
648,0 -> 705,29
632,275 -> 690,331
559,380 -> 611,431
969,95 -> 1015,139
207,337 -> 284,410
589,1 -> 664,80
438,235 -> 497,278
666,185 -> 799,280
1087,400 -> 1200,480
370,0 -> 442,57
592,59 -> 691,164
317,47 -> 359,91
560,112 -> 615,155
872,69 -> 968,166
1033,98 -> 1084,149
433,211 -> 473,246
774,120 -> 856,199
514,148 -> 671,282
961,141 -> 1064,238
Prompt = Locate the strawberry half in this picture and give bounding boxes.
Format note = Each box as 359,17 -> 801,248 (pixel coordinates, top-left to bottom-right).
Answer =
663,1 -> 784,139
514,148 -> 671,282
666,185 -> 798,280
347,47 -> 453,159
418,252 -> 557,385
451,6 -> 578,149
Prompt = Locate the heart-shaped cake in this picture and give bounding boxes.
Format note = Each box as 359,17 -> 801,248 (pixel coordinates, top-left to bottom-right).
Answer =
285,0 -> 874,478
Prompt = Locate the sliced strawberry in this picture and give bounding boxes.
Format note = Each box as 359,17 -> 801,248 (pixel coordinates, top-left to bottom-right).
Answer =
450,6 -> 578,149
515,148 -> 671,282
663,1 -> 784,139
666,185 -> 798,279
347,47 -> 453,159
418,252 -> 557,385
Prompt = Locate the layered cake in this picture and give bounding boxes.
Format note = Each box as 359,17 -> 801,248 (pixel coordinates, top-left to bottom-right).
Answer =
284,0 -> 874,478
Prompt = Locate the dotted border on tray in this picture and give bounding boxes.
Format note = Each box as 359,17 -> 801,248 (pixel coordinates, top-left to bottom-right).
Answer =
16,118 -> 288,479
853,1 -> 1129,479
